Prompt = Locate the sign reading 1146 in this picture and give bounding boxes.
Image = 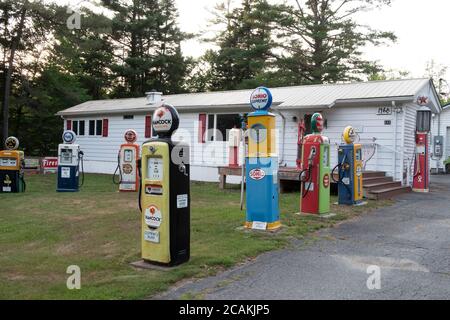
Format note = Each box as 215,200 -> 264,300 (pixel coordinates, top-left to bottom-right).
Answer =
377,107 -> 392,115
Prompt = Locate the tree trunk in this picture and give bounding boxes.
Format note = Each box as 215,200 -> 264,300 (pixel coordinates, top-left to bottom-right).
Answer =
2,6 -> 27,143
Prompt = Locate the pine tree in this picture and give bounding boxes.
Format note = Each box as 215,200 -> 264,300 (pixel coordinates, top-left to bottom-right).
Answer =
203,0 -> 277,91
274,0 -> 396,85
51,7 -> 114,100
103,0 -> 190,97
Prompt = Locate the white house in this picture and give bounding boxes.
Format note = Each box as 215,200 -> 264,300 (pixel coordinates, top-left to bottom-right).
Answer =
56,78 -> 442,185
431,103 -> 450,173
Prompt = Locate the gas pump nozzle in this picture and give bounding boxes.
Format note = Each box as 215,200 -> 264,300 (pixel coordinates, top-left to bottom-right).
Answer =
308,147 -> 317,167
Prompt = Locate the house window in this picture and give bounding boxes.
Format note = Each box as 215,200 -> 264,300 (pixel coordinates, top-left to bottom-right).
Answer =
208,114 -> 244,142
207,114 -> 215,142
96,120 -> 103,136
73,121 -> 79,135
89,120 -> 95,136
123,115 -> 134,120
79,121 -> 85,136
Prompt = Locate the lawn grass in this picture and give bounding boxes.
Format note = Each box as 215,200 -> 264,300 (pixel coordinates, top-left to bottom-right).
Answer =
0,174 -> 393,299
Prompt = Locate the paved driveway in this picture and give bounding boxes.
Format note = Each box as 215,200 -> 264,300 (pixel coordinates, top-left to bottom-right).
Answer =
160,175 -> 450,300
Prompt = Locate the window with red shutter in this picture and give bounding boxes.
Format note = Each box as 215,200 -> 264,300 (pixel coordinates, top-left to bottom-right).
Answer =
145,115 -> 152,138
102,119 -> 109,137
66,120 -> 72,131
198,114 -> 206,143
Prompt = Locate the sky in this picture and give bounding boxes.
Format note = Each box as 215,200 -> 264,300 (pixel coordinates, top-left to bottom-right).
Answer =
66,0 -> 450,83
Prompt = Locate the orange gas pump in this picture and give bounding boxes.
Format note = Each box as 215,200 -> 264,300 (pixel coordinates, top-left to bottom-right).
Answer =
113,129 -> 140,192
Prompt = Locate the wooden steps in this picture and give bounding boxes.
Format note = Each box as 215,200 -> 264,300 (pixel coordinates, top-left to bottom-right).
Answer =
363,171 -> 411,200
366,186 -> 412,200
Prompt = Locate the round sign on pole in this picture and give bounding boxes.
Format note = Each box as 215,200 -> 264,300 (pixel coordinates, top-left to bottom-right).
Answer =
4,136 -> 19,150
311,113 -> 324,134
124,129 -> 138,143
152,104 -> 180,137
250,87 -> 273,111
62,130 -> 77,144
343,126 -> 356,144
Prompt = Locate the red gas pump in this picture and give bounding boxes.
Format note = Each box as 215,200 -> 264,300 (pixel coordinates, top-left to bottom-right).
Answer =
299,113 -> 330,215
296,119 -> 306,169
412,104 -> 432,193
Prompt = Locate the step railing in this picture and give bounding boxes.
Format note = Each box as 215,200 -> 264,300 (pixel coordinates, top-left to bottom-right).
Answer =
369,139 -> 414,186
332,138 -> 414,186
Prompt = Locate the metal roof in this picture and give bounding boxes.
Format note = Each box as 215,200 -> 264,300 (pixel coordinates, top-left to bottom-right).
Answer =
57,78 -> 438,117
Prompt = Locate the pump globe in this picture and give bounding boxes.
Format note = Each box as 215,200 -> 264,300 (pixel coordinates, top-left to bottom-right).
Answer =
343,126 -> 356,144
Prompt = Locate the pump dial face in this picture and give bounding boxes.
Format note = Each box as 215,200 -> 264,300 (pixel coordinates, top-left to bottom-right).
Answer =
249,123 -> 267,143
4,136 -> 19,150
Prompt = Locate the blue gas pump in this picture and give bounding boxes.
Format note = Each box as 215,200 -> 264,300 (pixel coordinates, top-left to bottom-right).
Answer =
245,87 -> 280,231
332,126 -> 364,205
57,130 -> 84,192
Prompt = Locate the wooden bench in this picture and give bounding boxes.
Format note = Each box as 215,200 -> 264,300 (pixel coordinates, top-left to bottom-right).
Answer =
218,166 -> 305,192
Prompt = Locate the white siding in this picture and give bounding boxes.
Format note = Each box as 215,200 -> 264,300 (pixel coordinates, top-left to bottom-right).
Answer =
431,107 -> 450,172
66,105 -> 415,183
402,104 -> 419,184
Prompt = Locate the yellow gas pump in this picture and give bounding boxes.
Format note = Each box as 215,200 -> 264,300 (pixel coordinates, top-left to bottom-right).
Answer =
0,137 -> 25,193
138,104 -> 190,267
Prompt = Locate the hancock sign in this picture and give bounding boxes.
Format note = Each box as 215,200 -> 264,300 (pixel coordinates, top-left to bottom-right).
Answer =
152,107 -> 173,133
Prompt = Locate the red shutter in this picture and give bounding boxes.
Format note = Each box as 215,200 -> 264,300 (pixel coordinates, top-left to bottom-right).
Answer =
66,120 -> 72,131
198,114 -> 206,143
102,119 -> 109,137
145,115 -> 152,138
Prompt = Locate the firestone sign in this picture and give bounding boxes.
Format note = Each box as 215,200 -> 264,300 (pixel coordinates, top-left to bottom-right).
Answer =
250,87 -> 273,111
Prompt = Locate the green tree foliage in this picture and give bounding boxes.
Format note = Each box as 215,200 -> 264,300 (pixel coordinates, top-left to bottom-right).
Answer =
0,0 -> 57,143
274,0 -> 397,85
103,0 -> 191,97
50,7 -> 114,100
200,0 -> 277,91
13,66 -> 91,156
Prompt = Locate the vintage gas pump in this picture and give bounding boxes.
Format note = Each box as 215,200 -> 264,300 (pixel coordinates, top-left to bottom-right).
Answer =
57,130 -> 84,192
245,87 -> 280,231
413,104 -> 432,193
332,126 -> 364,205
139,104 -> 190,266
113,129 -> 140,192
0,137 -> 25,193
228,126 -> 241,168
299,113 -> 331,215
296,119 -> 306,169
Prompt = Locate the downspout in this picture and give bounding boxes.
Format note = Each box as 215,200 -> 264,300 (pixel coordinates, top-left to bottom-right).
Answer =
392,101 -> 398,181
400,103 -> 406,185
273,109 -> 286,165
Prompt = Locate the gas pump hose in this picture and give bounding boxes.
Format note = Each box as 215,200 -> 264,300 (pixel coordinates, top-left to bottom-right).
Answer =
299,166 -> 313,198
20,174 -> 26,192
331,163 -> 352,200
137,159 -> 142,213
78,151 -> 85,188
112,152 -> 123,185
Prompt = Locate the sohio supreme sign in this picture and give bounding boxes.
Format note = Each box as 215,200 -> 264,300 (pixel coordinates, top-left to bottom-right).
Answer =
250,87 -> 273,111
